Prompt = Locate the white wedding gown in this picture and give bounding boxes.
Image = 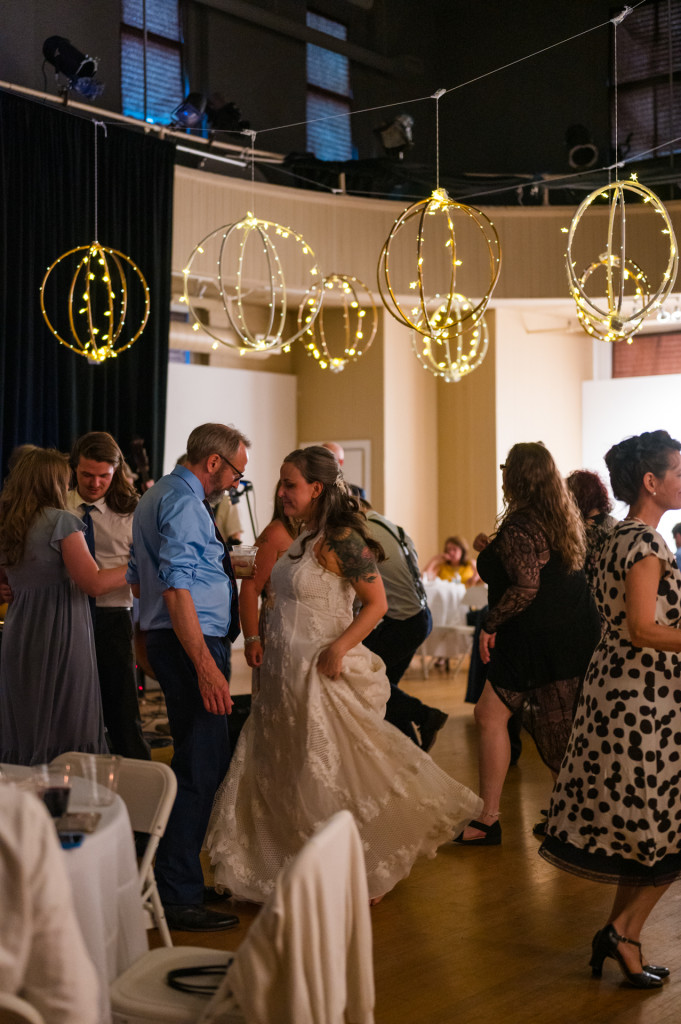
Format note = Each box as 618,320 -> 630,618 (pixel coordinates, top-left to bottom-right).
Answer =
206,533 -> 482,901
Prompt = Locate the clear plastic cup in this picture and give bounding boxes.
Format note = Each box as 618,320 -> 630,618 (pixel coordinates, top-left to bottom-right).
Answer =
231,544 -> 257,579
80,754 -> 121,807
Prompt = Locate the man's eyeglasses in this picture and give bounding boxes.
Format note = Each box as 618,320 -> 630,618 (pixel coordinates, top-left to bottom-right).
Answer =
219,454 -> 244,483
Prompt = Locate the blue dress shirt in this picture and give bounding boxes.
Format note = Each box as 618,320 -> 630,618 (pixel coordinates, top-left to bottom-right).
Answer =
127,465 -> 231,635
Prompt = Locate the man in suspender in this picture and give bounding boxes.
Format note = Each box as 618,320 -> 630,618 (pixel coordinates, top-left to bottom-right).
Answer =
362,504 -> 449,752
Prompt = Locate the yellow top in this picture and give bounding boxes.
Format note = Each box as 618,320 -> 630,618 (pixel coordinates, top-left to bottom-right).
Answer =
437,562 -> 474,584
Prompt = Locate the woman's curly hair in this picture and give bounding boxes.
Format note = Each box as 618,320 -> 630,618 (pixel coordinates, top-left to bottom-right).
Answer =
500,442 -> 585,571
605,430 -> 681,506
0,448 -> 70,566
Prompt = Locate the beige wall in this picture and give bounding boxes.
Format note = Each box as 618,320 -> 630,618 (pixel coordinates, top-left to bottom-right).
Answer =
494,306 -> 594,508
435,311 -> 498,549
382,314 -> 439,561
293,311 -> 386,512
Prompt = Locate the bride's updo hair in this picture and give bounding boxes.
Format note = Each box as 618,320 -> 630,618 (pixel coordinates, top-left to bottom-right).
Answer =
605,430 -> 681,505
282,446 -> 384,561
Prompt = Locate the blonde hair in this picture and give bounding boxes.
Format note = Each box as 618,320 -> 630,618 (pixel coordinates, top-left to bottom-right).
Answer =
0,448 -> 70,566
501,442 -> 585,571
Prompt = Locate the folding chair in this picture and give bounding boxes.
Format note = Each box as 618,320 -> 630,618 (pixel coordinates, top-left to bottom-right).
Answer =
109,810 -> 375,1024
51,754 -> 177,947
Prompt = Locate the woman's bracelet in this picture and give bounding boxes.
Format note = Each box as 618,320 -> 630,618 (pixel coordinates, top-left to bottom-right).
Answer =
244,635 -> 261,644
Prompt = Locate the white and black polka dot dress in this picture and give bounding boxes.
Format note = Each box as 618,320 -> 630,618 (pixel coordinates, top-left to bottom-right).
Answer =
541,520 -> 681,884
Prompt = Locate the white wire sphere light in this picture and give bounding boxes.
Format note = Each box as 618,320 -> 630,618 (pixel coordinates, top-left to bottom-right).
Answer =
183,214 -> 323,352
411,294 -> 489,382
296,273 -> 377,372
377,187 -> 501,340
566,178 -> 678,343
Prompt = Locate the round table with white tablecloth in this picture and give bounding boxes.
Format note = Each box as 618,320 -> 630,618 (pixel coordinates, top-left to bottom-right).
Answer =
417,577 -> 470,659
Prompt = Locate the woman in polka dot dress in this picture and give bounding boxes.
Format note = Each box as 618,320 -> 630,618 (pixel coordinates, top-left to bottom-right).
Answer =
541,430 -> 681,990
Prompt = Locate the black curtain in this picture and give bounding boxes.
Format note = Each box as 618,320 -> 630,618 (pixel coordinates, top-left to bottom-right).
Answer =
0,91 -> 174,478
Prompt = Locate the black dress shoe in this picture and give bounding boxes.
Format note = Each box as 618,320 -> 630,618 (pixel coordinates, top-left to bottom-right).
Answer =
419,708 -> 449,752
164,903 -> 240,932
203,885 -> 232,903
589,924 -> 663,988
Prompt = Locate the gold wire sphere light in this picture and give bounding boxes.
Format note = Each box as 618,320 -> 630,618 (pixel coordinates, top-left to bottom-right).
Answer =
411,294 -> 489,383
183,214 -> 322,352
295,273 -> 377,372
40,241 -> 150,364
565,176 -> 678,343
377,187 -> 501,344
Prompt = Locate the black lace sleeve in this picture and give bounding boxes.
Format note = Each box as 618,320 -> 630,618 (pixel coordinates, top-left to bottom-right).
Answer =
483,518 -> 549,633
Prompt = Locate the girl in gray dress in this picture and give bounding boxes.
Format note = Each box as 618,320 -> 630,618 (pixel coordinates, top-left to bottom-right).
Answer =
0,448 -> 127,764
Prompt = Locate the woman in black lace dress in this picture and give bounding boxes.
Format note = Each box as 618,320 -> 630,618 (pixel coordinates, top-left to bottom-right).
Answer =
455,442 -> 600,845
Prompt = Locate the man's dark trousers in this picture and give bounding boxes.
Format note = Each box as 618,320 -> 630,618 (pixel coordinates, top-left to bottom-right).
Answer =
146,629 -> 231,906
364,607 -> 432,741
94,607 -> 151,760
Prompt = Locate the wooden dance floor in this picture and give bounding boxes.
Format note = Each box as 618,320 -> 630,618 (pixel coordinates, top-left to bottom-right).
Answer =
148,657 -> 681,1024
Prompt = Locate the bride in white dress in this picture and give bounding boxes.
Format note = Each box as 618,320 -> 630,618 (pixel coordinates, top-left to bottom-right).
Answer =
206,446 -> 482,902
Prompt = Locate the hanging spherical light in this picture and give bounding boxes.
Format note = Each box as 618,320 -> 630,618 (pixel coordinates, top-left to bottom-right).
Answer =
40,241 -> 150,364
566,176 -> 678,343
183,214 -> 323,352
377,187 -> 501,343
295,273 -> 377,372
411,294 -> 489,382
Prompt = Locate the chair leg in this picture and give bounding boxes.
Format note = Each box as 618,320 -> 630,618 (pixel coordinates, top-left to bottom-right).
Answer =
149,877 -> 173,947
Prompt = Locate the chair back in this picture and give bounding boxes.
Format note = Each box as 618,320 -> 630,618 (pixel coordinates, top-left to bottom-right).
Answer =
0,993 -> 46,1024
199,809 -> 375,1024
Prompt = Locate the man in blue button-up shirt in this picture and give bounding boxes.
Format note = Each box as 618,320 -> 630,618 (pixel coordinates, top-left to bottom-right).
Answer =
127,422 -> 250,932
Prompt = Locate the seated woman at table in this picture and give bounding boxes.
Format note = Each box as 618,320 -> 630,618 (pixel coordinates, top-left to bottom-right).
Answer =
0,783 -> 99,1023
423,534 -> 479,585
0,447 -> 128,764
455,442 -> 601,845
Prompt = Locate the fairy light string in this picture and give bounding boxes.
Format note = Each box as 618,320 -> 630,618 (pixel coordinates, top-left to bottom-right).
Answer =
40,119 -> 150,363
565,6 -> 678,345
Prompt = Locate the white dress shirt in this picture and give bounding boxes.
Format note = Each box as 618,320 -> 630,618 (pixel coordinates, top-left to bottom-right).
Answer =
67,490 -> 134,608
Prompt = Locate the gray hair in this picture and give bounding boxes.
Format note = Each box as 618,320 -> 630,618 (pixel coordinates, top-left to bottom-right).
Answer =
186,423 -> 251,464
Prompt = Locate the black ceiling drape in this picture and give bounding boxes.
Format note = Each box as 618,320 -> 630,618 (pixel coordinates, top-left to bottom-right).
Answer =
0,91 -> 174,478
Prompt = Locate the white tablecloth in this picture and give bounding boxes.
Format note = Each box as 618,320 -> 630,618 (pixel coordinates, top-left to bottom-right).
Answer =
1,769 -> 148,1023
418,577 -> 470,658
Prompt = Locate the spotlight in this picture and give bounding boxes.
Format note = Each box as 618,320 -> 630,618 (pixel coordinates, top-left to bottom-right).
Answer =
374,114 -> 414,159
565,124 -> 598,170
42,36 -> 103,99
171,92 -> 207,129
205,93 -> 250,135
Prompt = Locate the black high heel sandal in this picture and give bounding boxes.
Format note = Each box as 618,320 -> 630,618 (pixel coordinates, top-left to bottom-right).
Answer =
589,924 -> 666,988
453,818 -> 501,846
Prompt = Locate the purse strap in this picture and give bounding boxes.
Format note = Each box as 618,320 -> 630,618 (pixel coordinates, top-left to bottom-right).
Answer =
166,963 -> 231,995
371,517 -> 427,608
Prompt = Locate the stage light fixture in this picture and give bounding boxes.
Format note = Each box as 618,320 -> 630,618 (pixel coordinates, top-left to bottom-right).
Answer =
374,114 -> 414,159
171,92 -> 207,129
565,124 -> 599,170
42,36 -> 103,99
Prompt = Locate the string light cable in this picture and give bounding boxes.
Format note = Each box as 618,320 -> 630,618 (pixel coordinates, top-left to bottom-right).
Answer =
40,119 -> 150,363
